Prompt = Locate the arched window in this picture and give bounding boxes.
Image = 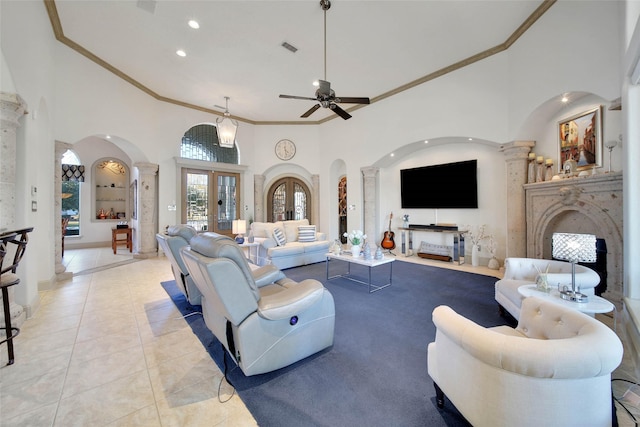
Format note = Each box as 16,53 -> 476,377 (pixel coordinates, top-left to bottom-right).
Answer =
180,124 -> 239,164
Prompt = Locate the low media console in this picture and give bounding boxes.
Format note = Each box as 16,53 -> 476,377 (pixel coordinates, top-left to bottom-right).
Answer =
399,225 -> 467,265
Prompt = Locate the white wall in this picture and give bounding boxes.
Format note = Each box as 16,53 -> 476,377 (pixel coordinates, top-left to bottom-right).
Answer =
0,1 -> 630,306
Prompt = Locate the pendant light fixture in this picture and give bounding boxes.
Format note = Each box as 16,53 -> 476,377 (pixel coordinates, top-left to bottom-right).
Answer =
216,96 -> 238,148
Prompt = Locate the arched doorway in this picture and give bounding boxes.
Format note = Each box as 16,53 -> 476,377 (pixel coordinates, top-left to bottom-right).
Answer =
267,177 -> 310,222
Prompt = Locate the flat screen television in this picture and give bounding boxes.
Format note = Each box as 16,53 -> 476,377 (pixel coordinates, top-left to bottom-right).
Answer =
400,160 -> 478,209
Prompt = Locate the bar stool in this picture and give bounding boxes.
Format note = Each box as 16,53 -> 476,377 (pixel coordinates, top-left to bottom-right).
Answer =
1,227 -> 33,366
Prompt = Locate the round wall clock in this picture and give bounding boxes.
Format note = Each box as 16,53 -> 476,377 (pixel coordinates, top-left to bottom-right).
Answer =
275,139 -> 296,161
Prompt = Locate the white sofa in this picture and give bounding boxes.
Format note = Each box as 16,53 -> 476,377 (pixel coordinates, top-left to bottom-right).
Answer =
495,257 -> 600,320
250,219 -> 330,269
427,296 -> 623,427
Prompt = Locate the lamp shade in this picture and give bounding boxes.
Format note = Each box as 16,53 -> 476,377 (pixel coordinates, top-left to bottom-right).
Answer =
232,220 -> 246,235
552,233 -> 597,263
216,116 -> 237,148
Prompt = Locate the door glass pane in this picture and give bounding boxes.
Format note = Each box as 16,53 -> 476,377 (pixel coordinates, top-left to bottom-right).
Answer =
293,182 -> 307,220
272,183 -> 286,221
216,174 -> 237,232
62,181 -> 80,236
186,172 -> 209,231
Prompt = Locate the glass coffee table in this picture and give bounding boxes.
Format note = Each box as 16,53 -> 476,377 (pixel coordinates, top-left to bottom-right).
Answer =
326,252 -> 395,293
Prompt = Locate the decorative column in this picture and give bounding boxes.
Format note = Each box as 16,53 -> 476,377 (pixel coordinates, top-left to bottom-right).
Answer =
134,162 -> 159,258
253,174 -> 265,223
55,141 -> 73,278
0,92 -> 27,229
361,166 -> 379,244
500,141 -> 535,258
0,92 -> 27,327
311,174 -> 320,228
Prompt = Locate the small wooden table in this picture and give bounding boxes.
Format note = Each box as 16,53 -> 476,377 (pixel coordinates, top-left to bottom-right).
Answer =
111,227 -> 132,254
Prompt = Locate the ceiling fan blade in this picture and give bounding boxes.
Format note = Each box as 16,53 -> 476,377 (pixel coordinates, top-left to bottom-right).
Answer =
301,104 -> 321,118
280,94 -> 318,101
317,80 -> 331,96
330,104 -> 352,120
336,97 -> 370,104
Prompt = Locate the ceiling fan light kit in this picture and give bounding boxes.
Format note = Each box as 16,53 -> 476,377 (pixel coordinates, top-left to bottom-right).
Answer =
279,0 -> 370,120
216,96 -> 238,148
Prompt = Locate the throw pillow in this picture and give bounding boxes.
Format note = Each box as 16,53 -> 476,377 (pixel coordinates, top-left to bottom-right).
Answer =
298,225 -> 316,242
273,227 -> 287,246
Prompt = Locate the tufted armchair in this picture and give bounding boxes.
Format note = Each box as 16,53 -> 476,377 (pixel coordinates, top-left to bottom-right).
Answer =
495,257 -> 600,320
427,296 -> 622,427
181,232 -> 335,376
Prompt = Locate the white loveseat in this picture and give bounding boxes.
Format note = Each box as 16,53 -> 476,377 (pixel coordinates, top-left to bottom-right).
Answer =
427,296 -> 623,427
495,257 -> 600,320
250,219 -> 330,269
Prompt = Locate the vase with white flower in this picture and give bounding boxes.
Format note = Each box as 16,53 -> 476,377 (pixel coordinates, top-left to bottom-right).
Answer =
344,229 -> 367,257
464,224 -> 488,267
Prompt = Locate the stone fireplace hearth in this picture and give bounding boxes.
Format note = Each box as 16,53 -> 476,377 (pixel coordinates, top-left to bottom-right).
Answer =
524,172 -> 623,305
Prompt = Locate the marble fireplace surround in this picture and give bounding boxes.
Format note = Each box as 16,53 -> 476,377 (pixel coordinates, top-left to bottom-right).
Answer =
524,172 -> 623,305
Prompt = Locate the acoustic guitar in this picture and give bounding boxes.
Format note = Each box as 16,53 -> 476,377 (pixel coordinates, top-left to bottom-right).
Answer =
381,212 -> 396,250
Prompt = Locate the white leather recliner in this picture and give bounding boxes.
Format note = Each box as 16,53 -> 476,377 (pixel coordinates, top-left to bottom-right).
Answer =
181,232 -> 335,376
156,225 -> 203,305
427,296 -> 622,427
495,257 -> 600,320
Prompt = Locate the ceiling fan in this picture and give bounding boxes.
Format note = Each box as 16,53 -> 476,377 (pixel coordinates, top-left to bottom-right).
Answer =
279,0 -> 370,120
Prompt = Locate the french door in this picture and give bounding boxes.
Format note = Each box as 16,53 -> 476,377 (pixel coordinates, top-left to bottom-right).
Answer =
267,177 -> 310,222
182,168 -> 240,235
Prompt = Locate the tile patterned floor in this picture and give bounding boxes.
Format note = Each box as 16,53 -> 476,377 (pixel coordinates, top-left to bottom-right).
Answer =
1,247 -> 637,425
0,248 -> 257,426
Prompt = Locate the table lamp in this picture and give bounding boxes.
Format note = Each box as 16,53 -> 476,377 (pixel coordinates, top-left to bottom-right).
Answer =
232,220 -> 246,244
552,232 -> 597,302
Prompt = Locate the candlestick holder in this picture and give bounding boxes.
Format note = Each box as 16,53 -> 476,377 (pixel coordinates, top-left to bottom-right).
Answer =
604,140 -> 617,173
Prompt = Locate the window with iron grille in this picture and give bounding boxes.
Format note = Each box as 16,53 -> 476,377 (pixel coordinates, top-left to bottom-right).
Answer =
180,124 -> 239,164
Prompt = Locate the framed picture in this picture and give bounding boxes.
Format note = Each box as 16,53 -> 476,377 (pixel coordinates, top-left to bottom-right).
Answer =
558,106 -> 602,172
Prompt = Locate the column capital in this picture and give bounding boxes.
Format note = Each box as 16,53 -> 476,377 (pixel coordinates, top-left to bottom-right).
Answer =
134,162 -> 159,175
500,141 -> 535,161
361,166 -> 379,178
1,92 -> 27,124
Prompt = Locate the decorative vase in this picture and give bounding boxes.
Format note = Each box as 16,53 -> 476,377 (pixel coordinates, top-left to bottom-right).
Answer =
351,244 -> 361,258
471,244 -> 480,267
375,246 -> 383,260
488,256 -> 499,270
363,243 -> 372,260
536,274 -> 550,293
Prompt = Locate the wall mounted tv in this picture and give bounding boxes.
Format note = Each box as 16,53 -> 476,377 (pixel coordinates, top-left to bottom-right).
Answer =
400,160 -> 478,209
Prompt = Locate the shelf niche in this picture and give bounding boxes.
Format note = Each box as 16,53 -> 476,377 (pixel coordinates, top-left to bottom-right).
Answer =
93,158 -> 129,221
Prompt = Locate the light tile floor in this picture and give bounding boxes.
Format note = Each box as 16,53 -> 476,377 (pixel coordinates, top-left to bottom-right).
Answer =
1,248 -> 637,425
0,248 -> 257,426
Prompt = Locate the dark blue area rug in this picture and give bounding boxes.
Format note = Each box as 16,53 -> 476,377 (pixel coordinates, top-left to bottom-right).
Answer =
161,260 -> 511,427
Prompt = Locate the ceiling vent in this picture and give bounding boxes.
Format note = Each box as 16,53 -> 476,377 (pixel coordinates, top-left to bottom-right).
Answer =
136,0 -> 157,14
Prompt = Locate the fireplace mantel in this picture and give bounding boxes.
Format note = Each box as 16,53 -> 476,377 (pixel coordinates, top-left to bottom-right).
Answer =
524,171 -> 623,304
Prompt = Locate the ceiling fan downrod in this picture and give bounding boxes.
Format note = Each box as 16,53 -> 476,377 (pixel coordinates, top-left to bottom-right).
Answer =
321,0 -> 331,81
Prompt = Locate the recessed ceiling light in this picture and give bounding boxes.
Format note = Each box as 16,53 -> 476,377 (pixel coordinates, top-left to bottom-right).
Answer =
176,50 -> 186,57
424,140 -> 429,144
390,153 -> 395,157
106,135 -> 111,139
188,20 -> 199,29
561,94 -> 569,103
468,138 -> 473,141
312,80 -> 319,87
